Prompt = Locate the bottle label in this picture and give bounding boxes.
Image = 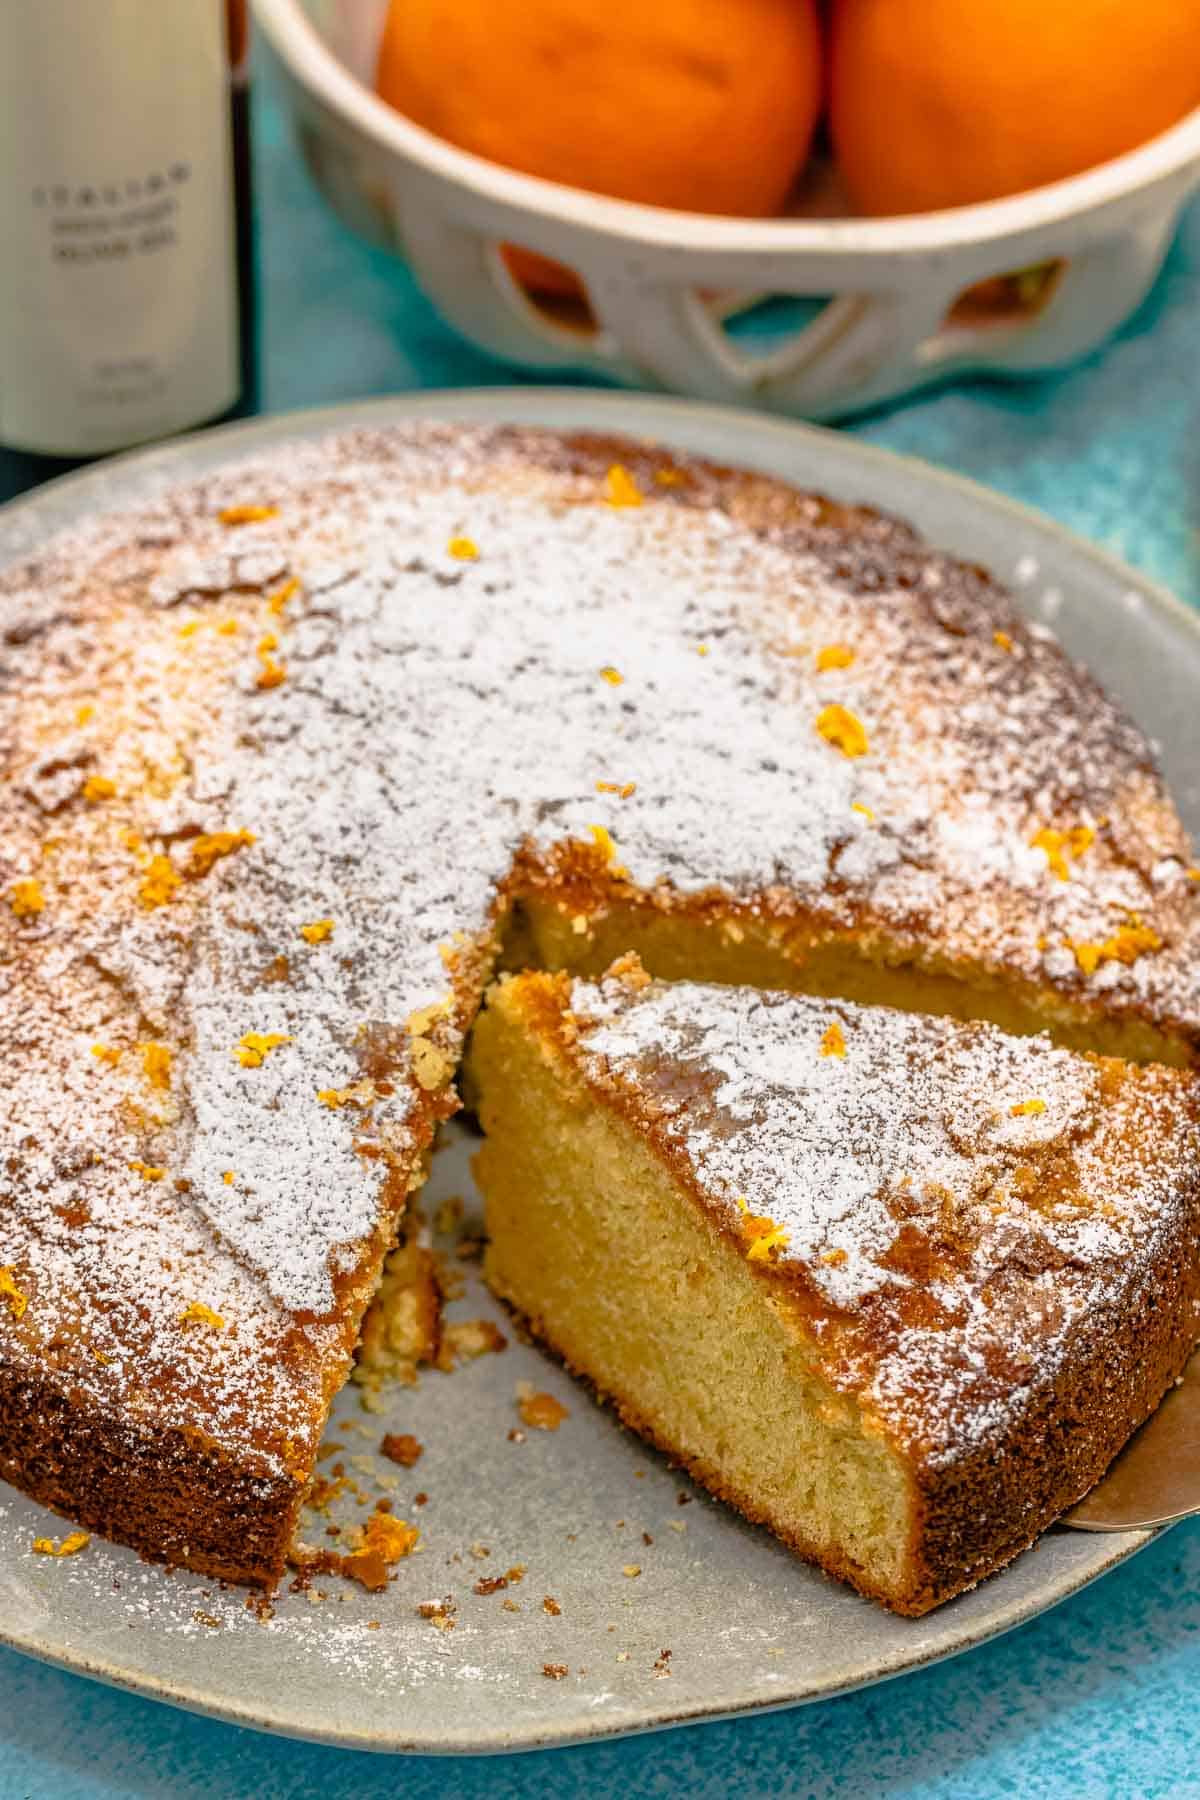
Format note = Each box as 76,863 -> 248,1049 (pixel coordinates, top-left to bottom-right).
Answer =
0,1 -> 240,457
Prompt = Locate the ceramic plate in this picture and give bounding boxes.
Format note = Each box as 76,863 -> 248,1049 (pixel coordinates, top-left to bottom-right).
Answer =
2,390 -> 1197,1755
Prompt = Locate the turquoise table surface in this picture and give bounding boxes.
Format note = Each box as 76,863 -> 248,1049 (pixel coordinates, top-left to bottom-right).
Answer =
2,65 -> 1199,1800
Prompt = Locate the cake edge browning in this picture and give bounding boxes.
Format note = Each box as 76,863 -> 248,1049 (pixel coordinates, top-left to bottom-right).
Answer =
0,1364 -> 301,1587
905,1197 -> 1200,1611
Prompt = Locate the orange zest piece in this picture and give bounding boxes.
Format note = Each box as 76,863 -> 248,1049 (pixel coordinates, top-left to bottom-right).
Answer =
816,643 -> 855,672
217,617 -> 240,636
9,879 -> 45,919
75,703 -> 95,726
815,704 -> 869,759
1030,825 -> 1095,882
595,781 -> 636,799
32,1532 -> 90,1557
222,1170 -> 236,1186
447,535 -> 479,561
256,655 -> 286,690
1010,1098 -> 1047,1118
188,830 -> 256,878
91,1043 -> 122,1068
1,1266 -> 29,1321
180,1301 -> 225,1331
268,576 -> 301,616
82,775 -> 117,803
821,1247 -> 848,1267
129,1160 -> 167,1181
851,802 -> 875,822
736,1196 -> 791,1263
1069,915 -> 1162,977
137,855 -> 180,909
603,464 -> 642,508
820,1022 -> 846,1058
219,503 -> 277,526
587,823 -> 628,877
599,665 -> 623,686
993,630 -> 1014,653
300,918 -> 335,944
139,1042 -> 172,1091
235,1031 -> 293,1068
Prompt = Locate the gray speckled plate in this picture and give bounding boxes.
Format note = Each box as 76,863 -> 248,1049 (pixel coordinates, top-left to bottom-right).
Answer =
1,390 -> 1198,1756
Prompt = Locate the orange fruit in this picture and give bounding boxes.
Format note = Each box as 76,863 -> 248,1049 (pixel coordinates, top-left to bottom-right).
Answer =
376,0 -> 823,294
830,0 -> 1200,216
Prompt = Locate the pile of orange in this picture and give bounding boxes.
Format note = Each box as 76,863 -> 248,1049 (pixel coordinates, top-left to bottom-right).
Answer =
376,0 -> 1200,292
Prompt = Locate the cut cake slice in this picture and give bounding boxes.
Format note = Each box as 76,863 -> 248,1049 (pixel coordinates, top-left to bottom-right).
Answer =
469,958 -> 1200,1615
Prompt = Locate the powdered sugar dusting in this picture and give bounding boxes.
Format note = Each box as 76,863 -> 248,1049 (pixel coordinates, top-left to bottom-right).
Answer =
567,973 -> 1200,1460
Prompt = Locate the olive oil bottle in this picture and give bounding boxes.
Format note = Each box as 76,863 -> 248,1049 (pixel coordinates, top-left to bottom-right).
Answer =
0,0 -> 256,501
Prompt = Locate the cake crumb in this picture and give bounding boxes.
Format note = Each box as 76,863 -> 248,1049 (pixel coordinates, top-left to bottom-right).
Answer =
436,1318 -> 507,1369
517,1386 -> 569,1431
380,1432 -> 423,1468
622,1564 -> 641,1579
418,1598 -> 456,1632
543,1595 -> 561,1615
542,1662 -> 569,1681
433,1195 -> 464,1234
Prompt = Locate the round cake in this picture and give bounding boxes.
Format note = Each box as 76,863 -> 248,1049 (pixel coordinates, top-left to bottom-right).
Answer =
1,424 -> 1197,1587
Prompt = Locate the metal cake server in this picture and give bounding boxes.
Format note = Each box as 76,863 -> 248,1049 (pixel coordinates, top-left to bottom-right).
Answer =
1064,1347 -> 1200,1531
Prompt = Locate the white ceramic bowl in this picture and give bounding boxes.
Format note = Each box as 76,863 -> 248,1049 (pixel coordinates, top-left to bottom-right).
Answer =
254,0 -> 1200,420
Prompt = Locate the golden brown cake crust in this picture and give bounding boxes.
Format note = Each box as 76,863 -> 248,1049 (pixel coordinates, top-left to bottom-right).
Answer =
489,964 -> 1200,1613
1,421 -> 1198,1586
